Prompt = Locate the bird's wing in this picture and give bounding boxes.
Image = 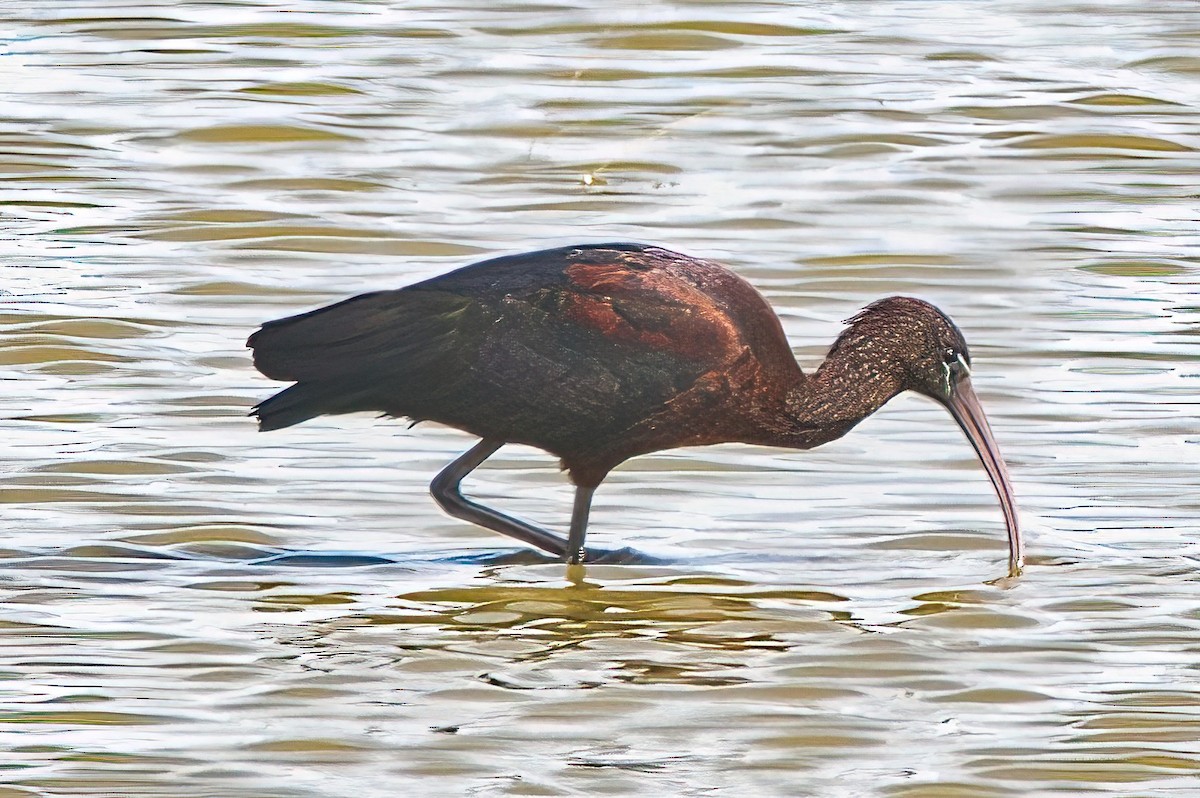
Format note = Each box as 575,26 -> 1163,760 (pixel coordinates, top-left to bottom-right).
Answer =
248,289 -> 484,383
246,244 -> 795,442
505,245 -> 800,384
541,252 -> 744,365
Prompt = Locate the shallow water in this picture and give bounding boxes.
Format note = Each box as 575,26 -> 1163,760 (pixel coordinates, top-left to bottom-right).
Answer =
2,1 -> 1199,795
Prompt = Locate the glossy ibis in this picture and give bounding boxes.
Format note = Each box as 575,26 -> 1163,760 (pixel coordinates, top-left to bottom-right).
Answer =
249,243 -> 1022,575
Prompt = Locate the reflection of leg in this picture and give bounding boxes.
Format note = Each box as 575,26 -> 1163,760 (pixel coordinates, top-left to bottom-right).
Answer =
565,484 -> 595,564
430,439 -> 568,558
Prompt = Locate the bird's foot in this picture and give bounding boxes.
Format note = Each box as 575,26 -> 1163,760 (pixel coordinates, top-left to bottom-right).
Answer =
581,546 -> 669,565
468,546 -> 668,566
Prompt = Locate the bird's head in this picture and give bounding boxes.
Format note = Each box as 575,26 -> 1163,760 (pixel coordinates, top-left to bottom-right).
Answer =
841,296 -> 970,401
841,296 -> 1023,575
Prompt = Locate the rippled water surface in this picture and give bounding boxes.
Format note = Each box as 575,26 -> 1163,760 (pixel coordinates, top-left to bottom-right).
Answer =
3,2 -> 1200,795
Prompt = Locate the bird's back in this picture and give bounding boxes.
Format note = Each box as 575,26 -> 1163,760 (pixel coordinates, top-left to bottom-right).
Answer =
249,244 -> 800,470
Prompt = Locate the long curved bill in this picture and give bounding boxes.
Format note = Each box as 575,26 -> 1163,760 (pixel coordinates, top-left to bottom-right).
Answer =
943,377 -> 1023,576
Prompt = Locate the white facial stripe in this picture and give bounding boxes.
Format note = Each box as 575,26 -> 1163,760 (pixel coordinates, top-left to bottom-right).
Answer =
956,352 -> 971,376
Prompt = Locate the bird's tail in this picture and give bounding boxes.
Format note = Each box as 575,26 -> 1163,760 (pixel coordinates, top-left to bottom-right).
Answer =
250,383 -> 340,431
247,288 -> 477,430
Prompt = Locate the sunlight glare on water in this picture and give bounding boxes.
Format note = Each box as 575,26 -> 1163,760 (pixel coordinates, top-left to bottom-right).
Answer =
2,1 -> 1199,795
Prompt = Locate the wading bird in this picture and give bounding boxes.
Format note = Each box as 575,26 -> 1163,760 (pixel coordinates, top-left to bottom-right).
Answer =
249,243 -> 1022,575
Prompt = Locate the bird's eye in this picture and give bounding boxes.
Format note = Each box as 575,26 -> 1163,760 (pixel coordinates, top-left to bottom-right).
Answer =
942,348 -> 970,383
938,348 -> 970,396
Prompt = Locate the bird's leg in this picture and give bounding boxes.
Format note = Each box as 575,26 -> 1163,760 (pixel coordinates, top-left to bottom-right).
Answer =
565,484 -> 595,565
430,439 -> 568,559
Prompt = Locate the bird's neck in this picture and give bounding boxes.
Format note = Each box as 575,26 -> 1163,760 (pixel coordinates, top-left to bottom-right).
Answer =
770,334 -> 908,448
